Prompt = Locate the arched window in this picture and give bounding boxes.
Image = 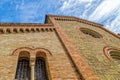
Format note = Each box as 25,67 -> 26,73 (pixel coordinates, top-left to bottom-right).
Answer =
19,28 -> 24,33
104,47 -> 120,66
13,29 -> 18,33
36,28 -> 40,32
31,28 -> 35,32
34,52 -> 48,80
80,28 -> 103,38
25,29 -> 30,32
0,29 -> 4,33
15,51 -> 30,80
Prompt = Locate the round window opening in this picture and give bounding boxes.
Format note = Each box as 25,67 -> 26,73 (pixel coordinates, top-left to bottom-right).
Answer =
80,28 -> 103,38
109,50 -> 120,64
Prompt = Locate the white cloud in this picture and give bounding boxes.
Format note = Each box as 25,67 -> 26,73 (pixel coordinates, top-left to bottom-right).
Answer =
0,0 -> 120,33
59,0 -> 120,33
89,0 -> 120,22
105,15 -> 120,33
60,0 -> 93,11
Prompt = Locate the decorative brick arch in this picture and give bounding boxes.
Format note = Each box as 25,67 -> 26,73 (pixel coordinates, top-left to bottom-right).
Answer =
12,47 -> 51,80
103,46 -> 120,61
34,48 -> 52,59
12,47 -> 33,56
35,48 -> 52,55
12,47 -> 52,56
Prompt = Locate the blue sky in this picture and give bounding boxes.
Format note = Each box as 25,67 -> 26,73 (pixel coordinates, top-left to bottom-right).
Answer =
0,0 -> 120,34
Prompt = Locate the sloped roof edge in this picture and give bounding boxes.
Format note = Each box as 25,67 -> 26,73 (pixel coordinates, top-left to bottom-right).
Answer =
46,14 -> 120,39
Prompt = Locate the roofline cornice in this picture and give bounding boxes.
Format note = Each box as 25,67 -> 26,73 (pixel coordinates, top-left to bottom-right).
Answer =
46,14 -> 103,26
46,14 -> 120,39
0,23 -> 53,27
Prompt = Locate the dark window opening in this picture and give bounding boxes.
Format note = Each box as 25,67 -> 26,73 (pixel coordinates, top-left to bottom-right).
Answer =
35,57 -> 48,80
15,58 -> 30,80
13,29 -> 18,33
109,50 -> 120,64
31,28 -> 35,32
0,29 -> 4,33
41,28 -> 44,32
19,29 -> 24,33
36,28 -> 40,32
26,29 -> 30,32
80,28 -> 103,38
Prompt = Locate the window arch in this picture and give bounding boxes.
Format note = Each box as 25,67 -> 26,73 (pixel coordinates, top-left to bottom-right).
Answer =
0,29 -> 4,33
36,28 -> 40,32
34,51 -> 48,80
80,28 -> 103,38
19,28 -> 24,33
104,47 -> 120,65
13,28 -> 18,33
25,28 -> 30,32
13,47 -> 51,80
15,51 -> 30,80
31,28 -> 35,32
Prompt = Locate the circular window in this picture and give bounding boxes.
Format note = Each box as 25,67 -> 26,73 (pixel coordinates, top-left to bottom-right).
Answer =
109,50 -> 120,64
104,47 -> 120,65
80,28 -> 103,38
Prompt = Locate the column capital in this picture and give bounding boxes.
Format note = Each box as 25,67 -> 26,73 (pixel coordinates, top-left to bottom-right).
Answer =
30,58 -> 35,66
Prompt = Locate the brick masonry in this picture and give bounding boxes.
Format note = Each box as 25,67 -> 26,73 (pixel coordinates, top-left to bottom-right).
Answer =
55,19 -> 120,80
0,31 -> 79,80
0,15 -> 120,80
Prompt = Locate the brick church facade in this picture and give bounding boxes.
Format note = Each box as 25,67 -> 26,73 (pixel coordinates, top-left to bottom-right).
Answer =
0,15 -> 120,80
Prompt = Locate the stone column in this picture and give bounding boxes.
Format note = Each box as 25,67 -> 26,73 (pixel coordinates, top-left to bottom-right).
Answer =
30,58 -> 35,80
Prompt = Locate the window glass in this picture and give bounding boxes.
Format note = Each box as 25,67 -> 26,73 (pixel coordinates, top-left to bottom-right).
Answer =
15,58 -> 30,80
35,57 -> 48,80
109,50 -> 120,65
80,28 -> 103,38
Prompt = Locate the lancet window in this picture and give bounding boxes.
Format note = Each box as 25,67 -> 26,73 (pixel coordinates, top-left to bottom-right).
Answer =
15,51 -> 30,80
34,57 -> 48,80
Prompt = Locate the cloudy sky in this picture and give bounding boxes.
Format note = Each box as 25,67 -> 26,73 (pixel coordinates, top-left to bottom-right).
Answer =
0,0 -> 120,34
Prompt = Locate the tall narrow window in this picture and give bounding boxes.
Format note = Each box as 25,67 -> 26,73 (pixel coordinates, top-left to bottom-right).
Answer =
35,57 -> 48,80
15,51 -> 30,80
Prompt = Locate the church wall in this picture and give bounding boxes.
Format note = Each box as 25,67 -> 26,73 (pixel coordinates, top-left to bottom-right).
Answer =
56,20 -> 120,80
0,30 -> 79,80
